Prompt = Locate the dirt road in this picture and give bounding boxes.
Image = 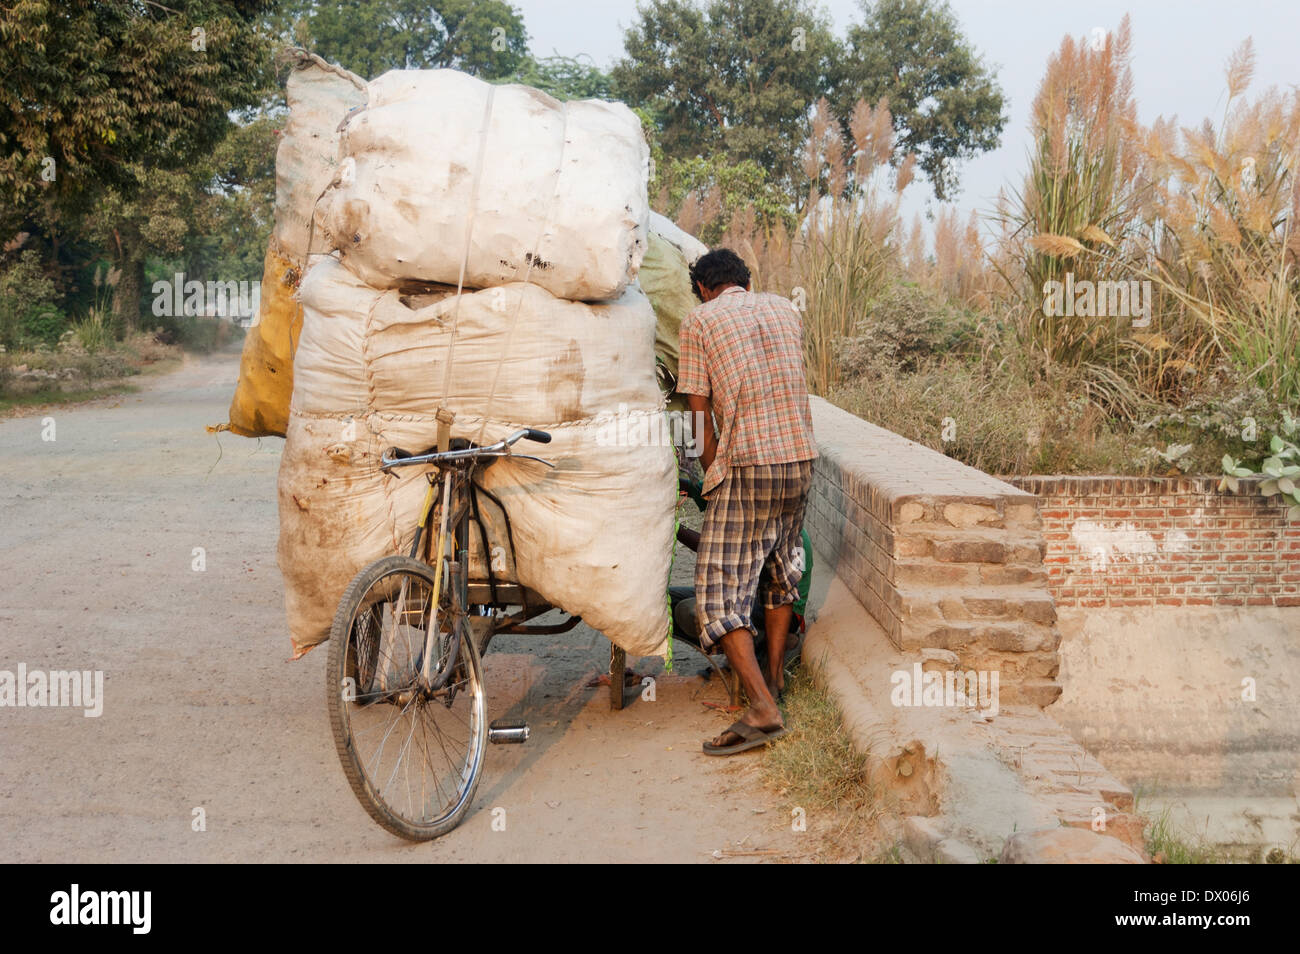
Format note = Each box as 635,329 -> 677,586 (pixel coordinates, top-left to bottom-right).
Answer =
0,349 -> 817,862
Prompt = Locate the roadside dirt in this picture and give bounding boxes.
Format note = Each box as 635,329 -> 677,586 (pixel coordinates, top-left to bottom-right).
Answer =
0,347 -> 856,862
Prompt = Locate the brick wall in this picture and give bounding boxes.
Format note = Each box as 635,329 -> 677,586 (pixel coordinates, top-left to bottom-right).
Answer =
806,398 -> 1062,706
1007,476 -> 1300,608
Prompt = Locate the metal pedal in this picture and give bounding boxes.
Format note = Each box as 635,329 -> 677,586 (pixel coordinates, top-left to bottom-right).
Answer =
488,719 -> 529,744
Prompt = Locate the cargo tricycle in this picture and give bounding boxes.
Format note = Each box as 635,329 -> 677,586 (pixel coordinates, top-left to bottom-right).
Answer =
325,428 -> 646,840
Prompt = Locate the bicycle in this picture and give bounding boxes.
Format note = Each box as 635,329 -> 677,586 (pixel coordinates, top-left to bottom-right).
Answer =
325,426 -> 563,841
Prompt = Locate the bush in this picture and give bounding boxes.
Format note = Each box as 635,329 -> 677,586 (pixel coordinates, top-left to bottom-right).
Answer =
1135,373 -> 1297,475
16,347 -> 134,381
123,330 -> 181,365
830,349 -> 1144,476
0,250 -> 65,349
838,282 -> 979,376
21,308 -> 67,346
71,310 -> 113,355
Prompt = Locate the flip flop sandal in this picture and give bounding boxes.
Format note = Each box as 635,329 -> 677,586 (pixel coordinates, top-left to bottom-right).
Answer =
702,719 -> 788,756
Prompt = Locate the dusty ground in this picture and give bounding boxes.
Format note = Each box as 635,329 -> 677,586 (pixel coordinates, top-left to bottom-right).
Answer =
0,347 -> 858,862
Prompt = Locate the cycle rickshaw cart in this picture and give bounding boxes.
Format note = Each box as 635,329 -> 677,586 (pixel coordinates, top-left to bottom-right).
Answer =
325,426 -> 738,841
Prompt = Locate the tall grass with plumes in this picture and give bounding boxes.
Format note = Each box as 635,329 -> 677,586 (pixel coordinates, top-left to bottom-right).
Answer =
669,97 -> 915,396
897,207 -> 999,313
793,98 -> 914,393
992,16 -> 1154,416
649,19 -> 1297,476
1126,40 -> 1300,405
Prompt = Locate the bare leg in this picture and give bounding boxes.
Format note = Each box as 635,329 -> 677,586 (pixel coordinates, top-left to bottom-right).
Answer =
707,628 -> 783,747
764,604 -> 793,697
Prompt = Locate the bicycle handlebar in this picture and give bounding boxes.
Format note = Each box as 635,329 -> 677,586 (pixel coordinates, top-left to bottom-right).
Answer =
380,428 -> 553,472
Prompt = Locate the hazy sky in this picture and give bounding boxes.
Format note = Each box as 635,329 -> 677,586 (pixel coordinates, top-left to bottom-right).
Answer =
512,0 -> 1300,237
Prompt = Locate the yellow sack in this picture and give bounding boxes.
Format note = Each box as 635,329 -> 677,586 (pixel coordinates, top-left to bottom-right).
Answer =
222,243 -> 302,437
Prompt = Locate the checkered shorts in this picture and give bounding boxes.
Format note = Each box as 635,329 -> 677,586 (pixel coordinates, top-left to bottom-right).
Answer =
694,460 -> 814,649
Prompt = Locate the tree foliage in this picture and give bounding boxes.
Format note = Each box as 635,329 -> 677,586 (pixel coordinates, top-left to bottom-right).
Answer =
0,249 -> 63,349
837,0 -> 1006,200
293,0 -> 529,79
0,0 -> 274,328
612,0 -> 839,196
0,0 -> 273,218
505,54 -> 614,101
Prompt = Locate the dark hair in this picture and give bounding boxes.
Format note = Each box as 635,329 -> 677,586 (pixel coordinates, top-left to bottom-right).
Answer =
689,248 -> 751,301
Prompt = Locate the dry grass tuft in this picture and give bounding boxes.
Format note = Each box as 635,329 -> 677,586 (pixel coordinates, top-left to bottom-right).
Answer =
761,669 -> 877,814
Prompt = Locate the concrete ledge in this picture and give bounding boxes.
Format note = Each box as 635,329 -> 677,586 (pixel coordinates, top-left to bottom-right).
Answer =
803,563 -> 1145,862
807,398 -> 1062,706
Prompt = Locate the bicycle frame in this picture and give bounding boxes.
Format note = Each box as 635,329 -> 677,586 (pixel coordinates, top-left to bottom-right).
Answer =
382,429 -> 557,691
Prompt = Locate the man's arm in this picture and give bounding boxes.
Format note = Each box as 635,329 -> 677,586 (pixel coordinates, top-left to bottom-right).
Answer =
685,392 -> 717,475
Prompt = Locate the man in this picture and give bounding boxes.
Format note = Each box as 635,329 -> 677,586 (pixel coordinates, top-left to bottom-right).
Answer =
676,248 -> 817,756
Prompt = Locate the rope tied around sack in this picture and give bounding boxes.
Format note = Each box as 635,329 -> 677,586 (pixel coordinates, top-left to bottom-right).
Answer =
436,85 -> 497,451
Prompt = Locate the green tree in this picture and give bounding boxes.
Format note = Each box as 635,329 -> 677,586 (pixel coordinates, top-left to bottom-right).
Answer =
0,0 -> 274,328
300,0 -> 529,79
193,114 -> 280,283
837,0 -> 1006,200
612,0 -> 840,198
85,108 -> 278,330
505,54 -> 614,101
654,154 -> 792,241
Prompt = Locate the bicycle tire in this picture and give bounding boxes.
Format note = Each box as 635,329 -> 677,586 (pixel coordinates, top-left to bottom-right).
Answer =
327,554 -> 487,841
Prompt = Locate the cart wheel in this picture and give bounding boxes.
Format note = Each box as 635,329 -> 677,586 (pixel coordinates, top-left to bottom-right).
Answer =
609,643 -> 626,710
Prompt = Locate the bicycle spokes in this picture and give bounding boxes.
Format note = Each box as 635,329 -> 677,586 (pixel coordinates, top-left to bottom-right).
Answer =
329,559 -> 487,838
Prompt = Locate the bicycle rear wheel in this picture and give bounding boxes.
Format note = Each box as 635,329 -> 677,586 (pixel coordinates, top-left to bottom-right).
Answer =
327,555 -> 487,841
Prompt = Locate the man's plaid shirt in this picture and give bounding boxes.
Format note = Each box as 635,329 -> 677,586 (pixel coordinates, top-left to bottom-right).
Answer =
677,286 -> 817,494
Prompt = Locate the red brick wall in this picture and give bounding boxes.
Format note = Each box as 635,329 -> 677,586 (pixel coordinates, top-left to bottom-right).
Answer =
1007,476 -> 1300,609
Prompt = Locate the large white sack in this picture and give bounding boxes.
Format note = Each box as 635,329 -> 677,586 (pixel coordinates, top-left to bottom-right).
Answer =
293,258 -> 662,423
279,412 -> 675,660
278,411 -> 513,659
275,51 -> 367,264
322,69 -> 649,301
279,258 -> 675,659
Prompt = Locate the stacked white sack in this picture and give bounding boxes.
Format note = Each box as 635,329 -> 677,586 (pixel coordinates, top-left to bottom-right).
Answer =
275,54 -> 367,265
322,69 -> 649,301
279,257 -> 676,659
